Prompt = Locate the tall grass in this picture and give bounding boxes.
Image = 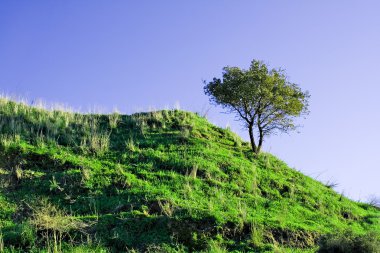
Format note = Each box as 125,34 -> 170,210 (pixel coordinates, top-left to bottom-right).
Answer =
250,222 -> 264,247
0,231 -> 4,253
0,96 -> 113,156
108,111 -> 120,129
201,240 -> 228,253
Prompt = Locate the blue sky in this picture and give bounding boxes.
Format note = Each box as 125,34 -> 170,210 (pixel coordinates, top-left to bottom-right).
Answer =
1,1 -> 379,200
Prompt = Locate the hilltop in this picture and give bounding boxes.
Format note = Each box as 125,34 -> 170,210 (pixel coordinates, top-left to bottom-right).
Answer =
0,98 -> 379,252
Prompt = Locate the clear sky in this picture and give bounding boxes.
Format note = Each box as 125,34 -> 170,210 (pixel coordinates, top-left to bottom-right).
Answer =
1,1 -> 379,200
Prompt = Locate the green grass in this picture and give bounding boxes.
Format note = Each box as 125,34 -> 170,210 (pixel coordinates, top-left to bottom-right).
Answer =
0,97 -> 379,252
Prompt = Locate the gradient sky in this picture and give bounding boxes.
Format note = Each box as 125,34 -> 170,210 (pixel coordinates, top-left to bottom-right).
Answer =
1,1 -> 379,200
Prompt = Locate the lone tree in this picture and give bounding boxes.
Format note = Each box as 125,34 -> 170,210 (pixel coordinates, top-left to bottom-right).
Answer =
204,60 -> 310,154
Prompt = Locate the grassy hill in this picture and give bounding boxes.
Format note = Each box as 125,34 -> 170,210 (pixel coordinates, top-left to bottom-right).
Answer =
0,97 -> 379,252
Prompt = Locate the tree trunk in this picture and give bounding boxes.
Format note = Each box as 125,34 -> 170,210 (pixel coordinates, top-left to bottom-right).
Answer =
257,126 -> 264,154
248,124 -> 257,154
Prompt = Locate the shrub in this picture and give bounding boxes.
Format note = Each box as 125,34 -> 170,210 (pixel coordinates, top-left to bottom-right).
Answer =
318,230 -> 380,253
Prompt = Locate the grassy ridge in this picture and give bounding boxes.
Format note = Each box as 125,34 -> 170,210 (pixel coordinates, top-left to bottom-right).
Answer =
0,97 -> 379,252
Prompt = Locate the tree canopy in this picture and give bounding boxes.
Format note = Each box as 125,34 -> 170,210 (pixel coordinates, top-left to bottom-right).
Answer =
204,60 -> 310,154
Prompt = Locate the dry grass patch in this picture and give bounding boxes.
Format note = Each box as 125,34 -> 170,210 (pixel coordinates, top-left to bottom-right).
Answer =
30,199 -> 90,253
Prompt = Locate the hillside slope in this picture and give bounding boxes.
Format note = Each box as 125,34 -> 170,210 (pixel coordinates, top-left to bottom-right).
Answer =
0,98 -> 379,252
